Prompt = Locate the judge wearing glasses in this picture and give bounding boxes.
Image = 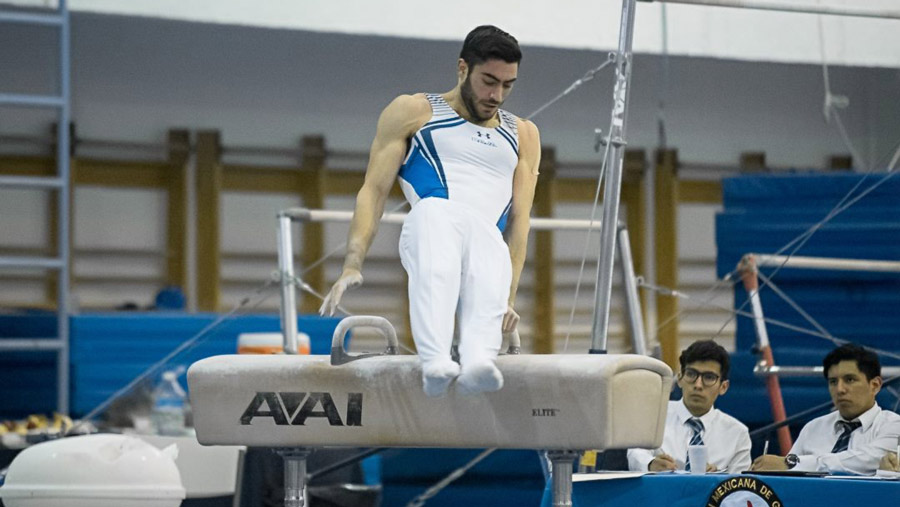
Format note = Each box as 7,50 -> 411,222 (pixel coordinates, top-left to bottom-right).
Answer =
627,340 -> 752,473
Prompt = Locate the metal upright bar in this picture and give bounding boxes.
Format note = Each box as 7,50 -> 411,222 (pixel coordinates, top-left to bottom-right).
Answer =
56,0 -> 72,415
547,450 -> 579,507
277,214 -> 300,354
739,256 -> 792,453
277,448 -> 311,507
590,0 -> 639,354
617,224 -> 647,355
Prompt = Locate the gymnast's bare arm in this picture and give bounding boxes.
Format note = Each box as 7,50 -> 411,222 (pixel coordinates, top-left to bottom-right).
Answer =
320,94 -> 431,316
502,118 -> 541,332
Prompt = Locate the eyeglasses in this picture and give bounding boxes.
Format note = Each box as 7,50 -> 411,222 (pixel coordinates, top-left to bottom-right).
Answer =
680,368 -> 721,387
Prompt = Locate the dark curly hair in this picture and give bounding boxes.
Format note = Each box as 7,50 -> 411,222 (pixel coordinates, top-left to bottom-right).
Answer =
459,25 -> 522,68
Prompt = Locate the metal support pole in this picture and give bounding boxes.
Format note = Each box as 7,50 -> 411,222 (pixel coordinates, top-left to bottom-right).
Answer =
617,224 -> 647,355
547,450 -> 579,507
739,256 -> 792,453
591,0 -> 639,354
277,448 -> 311,507
56,0 -> 71,415
277,214 -> 300,354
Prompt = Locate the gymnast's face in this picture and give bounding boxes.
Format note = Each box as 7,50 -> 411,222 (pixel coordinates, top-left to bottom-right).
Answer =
458,58 -> 518,123
678,360 -> 729,417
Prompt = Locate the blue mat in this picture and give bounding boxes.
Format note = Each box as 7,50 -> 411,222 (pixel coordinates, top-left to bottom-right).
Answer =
0,313 -> 342,418
715,173 -> 900,426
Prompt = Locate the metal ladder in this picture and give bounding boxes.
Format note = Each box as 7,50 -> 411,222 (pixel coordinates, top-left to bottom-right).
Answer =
0,1 -> 72,414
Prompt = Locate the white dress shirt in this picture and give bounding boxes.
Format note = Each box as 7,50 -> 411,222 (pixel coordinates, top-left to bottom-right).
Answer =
790,403 -> 900,475
627,399 -> 752,473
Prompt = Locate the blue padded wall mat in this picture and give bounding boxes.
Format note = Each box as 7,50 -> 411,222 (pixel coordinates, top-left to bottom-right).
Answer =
379,449 -> 545,507
715,173 -> 900,426
0,313 -> 60,417
0,313 -> 342,418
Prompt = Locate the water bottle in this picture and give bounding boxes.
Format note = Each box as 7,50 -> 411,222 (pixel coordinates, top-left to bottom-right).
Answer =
151,370 -> 188,436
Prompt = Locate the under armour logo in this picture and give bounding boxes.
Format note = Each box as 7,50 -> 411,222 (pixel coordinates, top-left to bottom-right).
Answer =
476,131 -> 491,139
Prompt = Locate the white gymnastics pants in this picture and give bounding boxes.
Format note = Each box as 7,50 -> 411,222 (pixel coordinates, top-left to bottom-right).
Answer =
399,198 -> 512,370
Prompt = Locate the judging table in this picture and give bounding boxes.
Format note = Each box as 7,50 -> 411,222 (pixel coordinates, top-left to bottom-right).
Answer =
541,471 -> 900,506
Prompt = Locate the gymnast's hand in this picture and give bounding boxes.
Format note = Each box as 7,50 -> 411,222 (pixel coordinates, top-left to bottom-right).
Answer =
502,305 -> 520,334
319,269 -> 363,316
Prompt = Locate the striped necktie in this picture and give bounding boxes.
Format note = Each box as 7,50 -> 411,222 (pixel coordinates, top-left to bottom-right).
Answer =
831,420 -> 862,453
684,418 -> 705,471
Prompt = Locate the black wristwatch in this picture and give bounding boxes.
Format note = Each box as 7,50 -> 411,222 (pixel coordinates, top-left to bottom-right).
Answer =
784,454 -> 799,469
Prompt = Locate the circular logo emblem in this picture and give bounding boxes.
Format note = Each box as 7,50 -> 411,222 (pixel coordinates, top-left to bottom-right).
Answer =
706,476 -> 783,507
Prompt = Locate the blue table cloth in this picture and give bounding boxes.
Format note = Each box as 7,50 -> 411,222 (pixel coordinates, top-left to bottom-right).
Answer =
541,472 -> 900,506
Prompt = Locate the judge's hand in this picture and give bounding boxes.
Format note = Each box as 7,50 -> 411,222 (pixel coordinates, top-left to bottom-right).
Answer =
706,463 -> 718,473
319,269 -> 363,316
881,452 -> 900,472
648,453 -> 677,472
502,305 -> 520,333
751,454 -> 788,471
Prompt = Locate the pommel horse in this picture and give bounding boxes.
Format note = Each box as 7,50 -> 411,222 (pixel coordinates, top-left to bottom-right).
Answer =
188,316 -> 673,507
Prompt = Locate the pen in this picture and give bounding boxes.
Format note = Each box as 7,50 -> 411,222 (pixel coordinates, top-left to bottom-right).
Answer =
763,439 -> 769,456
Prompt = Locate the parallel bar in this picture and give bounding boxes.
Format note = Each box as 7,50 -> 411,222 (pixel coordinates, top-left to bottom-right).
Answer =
754,254 -> 900,273
0,10 -> 64,25
0,176 -> 64,189
0,93 -> 65,108
0,339 -> 64,351
0,256 -> 64,269
756,365 -> 900,378
654,0 -> 900,20
278,208 -> 603,231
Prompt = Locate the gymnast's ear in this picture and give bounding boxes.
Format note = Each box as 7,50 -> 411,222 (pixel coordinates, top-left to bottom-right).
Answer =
457,59 -> 469,80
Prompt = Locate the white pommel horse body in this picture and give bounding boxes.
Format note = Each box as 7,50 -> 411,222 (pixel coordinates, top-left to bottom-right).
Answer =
188,317 -> 673,507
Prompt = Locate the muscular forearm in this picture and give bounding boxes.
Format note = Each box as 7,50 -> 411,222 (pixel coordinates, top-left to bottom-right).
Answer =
343,184 -> 388,273
506,218 -> 530,305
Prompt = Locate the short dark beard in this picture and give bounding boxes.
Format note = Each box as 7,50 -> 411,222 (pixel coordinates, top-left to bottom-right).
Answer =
460,74 -> 493,123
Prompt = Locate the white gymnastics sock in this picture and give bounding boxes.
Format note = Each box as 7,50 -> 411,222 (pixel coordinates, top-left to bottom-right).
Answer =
421,359 -> 461,397
456,362 -> 503,396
